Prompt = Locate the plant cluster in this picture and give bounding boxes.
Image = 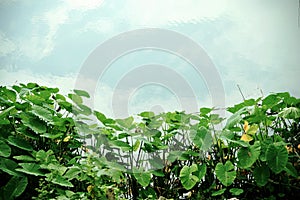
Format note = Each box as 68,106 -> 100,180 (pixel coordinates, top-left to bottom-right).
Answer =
0,83 -> 299,199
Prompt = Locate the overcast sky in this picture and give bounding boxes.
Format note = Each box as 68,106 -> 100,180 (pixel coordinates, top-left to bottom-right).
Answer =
0,0 -> 299,118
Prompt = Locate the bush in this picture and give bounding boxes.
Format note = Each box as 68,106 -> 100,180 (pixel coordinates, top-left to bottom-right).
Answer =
0,83 -> 299,199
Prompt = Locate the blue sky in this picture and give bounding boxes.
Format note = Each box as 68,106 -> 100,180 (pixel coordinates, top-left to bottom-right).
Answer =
0,0 -> 299,117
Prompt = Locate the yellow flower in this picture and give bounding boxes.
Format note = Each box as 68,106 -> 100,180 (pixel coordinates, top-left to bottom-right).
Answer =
87,185 -> 94,193
243,121 -> 249,132
63,135 -> 71,142
241,121 -> 258,142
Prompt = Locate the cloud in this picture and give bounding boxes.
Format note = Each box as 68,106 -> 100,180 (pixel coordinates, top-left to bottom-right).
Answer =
82,18 -> 115,34
121,0 -> 230,27
64,0 -> 104,10
0,31 -> 16,56
14,0 -> 104,61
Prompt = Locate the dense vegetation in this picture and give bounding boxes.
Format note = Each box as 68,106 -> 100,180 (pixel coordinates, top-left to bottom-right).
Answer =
0,83 -> 299,200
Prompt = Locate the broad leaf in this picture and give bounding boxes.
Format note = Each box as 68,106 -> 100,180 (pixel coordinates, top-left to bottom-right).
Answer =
16,163 -> 45,176
211,188 -> 226,196
229,188 -> 244,196
116,116 -> 134,129
30,105 -> 53,123
50,174 -> 74,187
13,155 -> 35,162
215,161 -> 236,186
68,93 -> 83,105
74,89 -> 90,98
7,136 -> 33,151
133,167 -> 151,187
225,107 -> 247,128
279,107 -> 300,119
197,163 -> 206,180
190,127 -> 212,151
284,162 -> 298,178
0,140 -> 11,157
180,164 -> 199,190
237,141 -> 261,169
22,116 -> 46,133
266,143 -> 288,174
132,139 -> 140,152
139,111 -> 155,118
0,157 -> 20,176
2,176 -> 28,200
63,166 -> 81,180
0,106 -> 15,118
253,166 -> 270,186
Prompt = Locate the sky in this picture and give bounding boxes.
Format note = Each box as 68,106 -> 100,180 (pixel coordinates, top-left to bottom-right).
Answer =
0,0 -> 299,118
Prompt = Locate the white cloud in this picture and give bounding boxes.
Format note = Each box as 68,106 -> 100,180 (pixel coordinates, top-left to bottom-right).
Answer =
122,0 -> 230,26
17,0 -> 104,60
82,18 -> 115,34
0,32 -> 16,56
64,0 -> 104,10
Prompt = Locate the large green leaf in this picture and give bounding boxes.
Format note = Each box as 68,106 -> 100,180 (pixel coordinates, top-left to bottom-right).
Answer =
94,110 -> 107,123
237,141 -> 261,169
215,161 -> 236,186
30,105 -> 53,123
284,162 -> 298,178
16,163 -> 45,176
1,176 -> 28,200
211,188 -> 226,196
0,106 -> 15,118
279,107 -> 300,119
253,166 -> 270,186
0,140 -> 11,157
197,163 -> 206,180
229,188 -> 244,196
266,143 -> 288,174
139,111 -> 155,118
225,107 -> 247,129
116,116 -> 134,129
68,93 -> 83,105
179,164 -> 199,190
109,140 -> 131,151
190,127 -> 212,151
13,155 -> 35,162
63,166 -> 81,180
0,157 -> 20,176
7,136 -> 33,151
22,116 -> 47,133
1,88 -> 17,102
50,174 -> 74,187
133,167 -> 151,187
74,89 -> 90,98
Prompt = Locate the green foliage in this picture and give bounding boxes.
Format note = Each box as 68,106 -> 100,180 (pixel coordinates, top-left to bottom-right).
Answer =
215,161 -> 236,186
179,164 -> 199,190
0,83 -> 300,199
